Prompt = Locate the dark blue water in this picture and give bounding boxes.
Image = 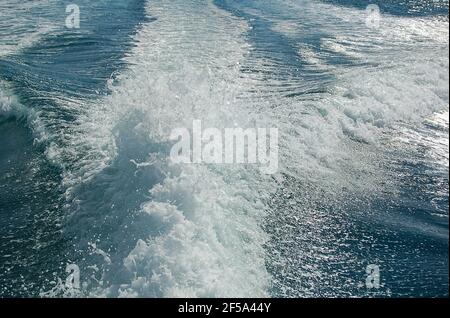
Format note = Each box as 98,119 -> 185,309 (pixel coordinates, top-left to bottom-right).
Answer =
0,0 -> 448,297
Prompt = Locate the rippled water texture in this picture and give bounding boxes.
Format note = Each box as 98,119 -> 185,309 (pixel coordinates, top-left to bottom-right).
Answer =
0,0 -> 448,297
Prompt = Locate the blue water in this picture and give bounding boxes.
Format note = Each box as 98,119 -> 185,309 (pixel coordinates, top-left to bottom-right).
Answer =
322,0 -> 449,16
0,0 -> 448,297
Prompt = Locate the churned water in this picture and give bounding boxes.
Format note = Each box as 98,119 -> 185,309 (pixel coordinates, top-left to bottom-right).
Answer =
0,0 -> 448,297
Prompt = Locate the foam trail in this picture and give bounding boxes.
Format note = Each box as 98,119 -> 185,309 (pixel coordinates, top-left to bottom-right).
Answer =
59,0 -> 273,298
31,0 -> 449,297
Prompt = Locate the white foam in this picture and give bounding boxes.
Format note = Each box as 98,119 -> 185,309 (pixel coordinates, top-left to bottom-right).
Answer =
0,82 -> 23,118
54,0 -> 273,298
298,45 -> 330,71
396,110 -> 449,169
271,20 -> 302,36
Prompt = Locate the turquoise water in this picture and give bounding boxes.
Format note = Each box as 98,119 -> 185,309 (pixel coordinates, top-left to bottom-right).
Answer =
0,0 -> 448,297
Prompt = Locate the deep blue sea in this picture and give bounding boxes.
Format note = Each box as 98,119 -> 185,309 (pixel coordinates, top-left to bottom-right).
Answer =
0,0 -> 448,297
